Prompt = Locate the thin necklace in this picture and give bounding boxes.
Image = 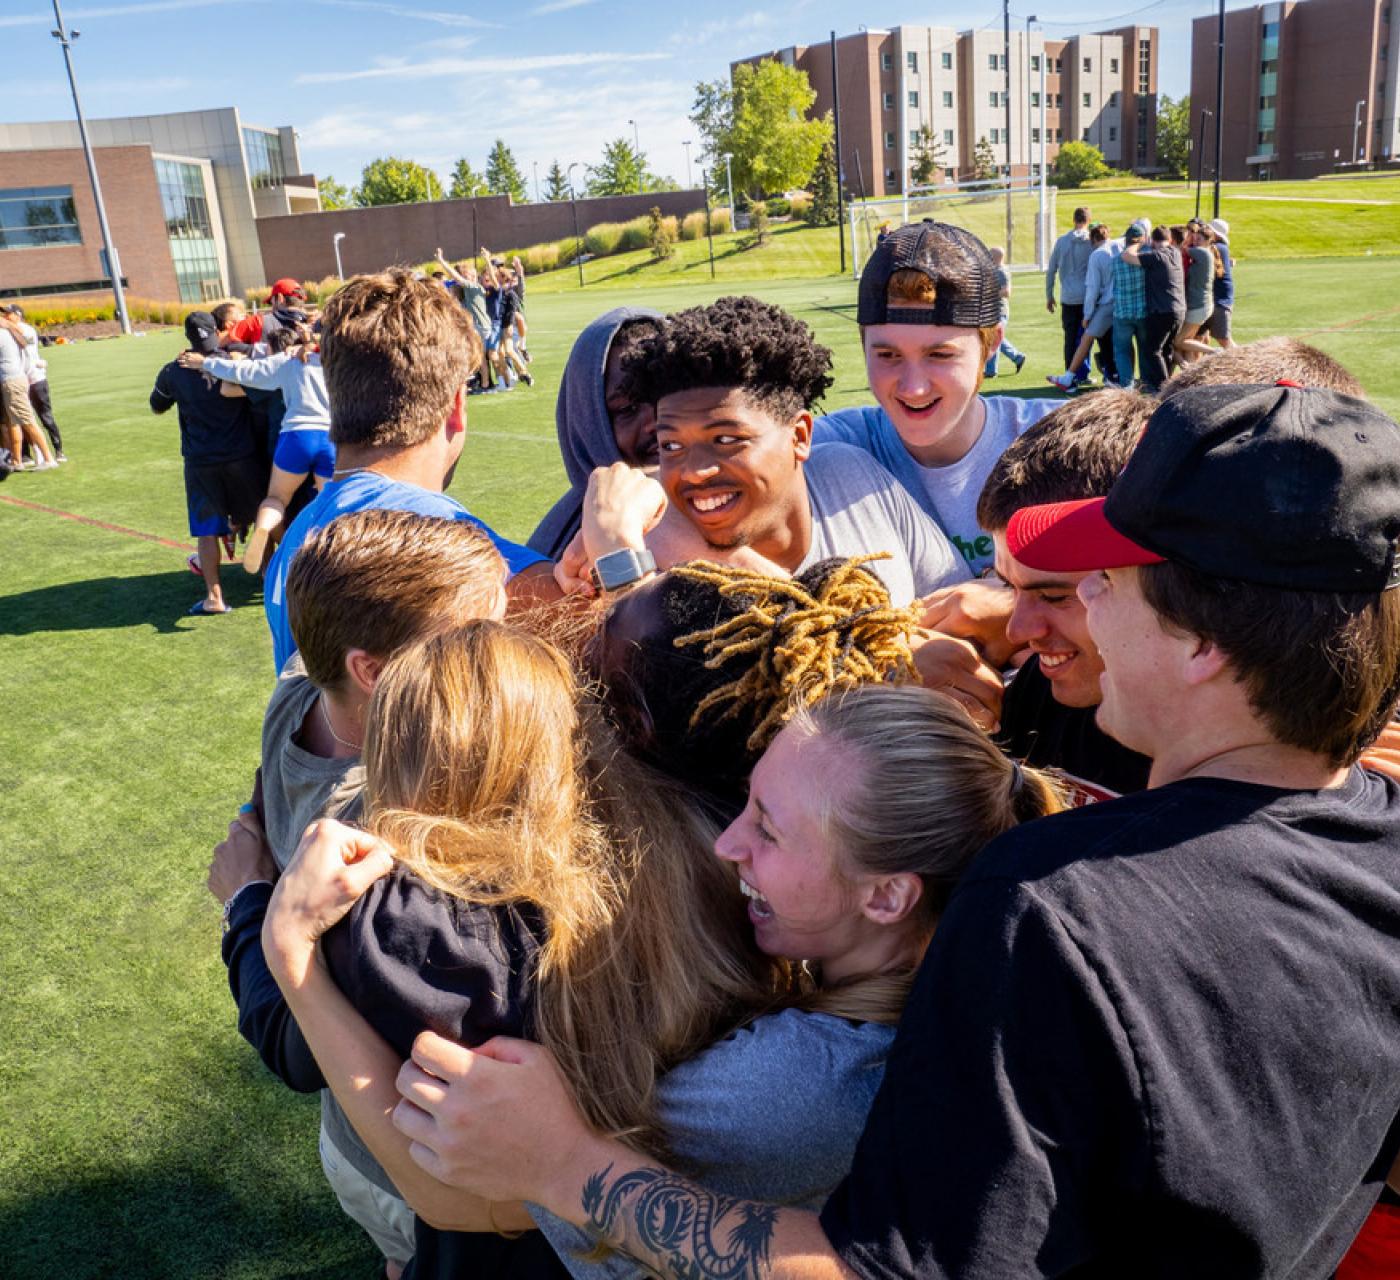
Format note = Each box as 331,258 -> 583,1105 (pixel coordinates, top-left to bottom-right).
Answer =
320,696 -> 361,752
331,465 -> 375,479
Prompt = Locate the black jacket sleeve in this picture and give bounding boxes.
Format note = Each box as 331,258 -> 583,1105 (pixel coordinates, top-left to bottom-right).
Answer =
150,364 -> 177,415
220,882 -> 325,1093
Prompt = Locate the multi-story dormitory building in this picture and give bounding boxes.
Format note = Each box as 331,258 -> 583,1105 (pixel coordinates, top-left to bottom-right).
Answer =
736,25 -> 1160,198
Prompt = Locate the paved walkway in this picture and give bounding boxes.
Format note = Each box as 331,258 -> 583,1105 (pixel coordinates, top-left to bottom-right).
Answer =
1127,188 -> 1392,205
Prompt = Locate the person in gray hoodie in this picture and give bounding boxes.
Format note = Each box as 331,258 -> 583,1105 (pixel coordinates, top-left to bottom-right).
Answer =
527,307 -> 663,559
1045,205 -> 1094,375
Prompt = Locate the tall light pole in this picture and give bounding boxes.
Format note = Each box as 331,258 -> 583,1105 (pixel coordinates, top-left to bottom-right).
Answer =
421,164 -> 432,203
1002,0 -> 1014,261
533,160 -> 540,202
1354,99 -> 1367,163
566,161 -> 585,289
1194,108 -> 1213,216
332,231 -> 346,281
1025,15 -> 1037,183
50,1 -> 130,334
722,153 -> 735,223
682,140 -> 693,188
1212,0 -> 1225,218
627,119 -> 642,192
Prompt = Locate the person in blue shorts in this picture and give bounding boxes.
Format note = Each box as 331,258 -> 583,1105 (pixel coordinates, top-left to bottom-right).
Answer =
150,311 -> 261,614
263,269 -> 554,675
182,320 -> 333,573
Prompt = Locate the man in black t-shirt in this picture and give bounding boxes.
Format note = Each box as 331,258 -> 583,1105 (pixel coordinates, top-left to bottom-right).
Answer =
976,388 -> 1153,802
150,311 -> 260,614
385,382 -> 1400,1280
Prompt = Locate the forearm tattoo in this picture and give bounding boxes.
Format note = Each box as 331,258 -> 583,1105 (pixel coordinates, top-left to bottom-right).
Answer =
581,1163 -> 778,1280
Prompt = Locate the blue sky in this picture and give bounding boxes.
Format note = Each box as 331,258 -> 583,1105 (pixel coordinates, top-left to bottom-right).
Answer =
5,0 -> 1224,193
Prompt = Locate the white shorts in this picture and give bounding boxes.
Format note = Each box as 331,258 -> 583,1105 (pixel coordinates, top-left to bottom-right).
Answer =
319,1117 -> 417,1264
1185,302 -> 1214,328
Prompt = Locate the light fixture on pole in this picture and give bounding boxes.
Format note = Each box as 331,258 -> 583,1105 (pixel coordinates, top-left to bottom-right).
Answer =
627,118 -> 640,154
332,231 -> 346,281
566,161 -> 585,289
1353,99 -> 1367,163
682,140 -> 693,188
50,0 -> 130,334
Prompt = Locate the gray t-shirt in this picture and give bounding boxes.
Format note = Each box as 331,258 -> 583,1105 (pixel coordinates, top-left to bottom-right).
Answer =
260,665 -> 365,870
459,281 -> 490,333
0,328 -> 24,382
531,1009 -> 896,1278
1185,245 -> 1214,312
801,443 -> 970,604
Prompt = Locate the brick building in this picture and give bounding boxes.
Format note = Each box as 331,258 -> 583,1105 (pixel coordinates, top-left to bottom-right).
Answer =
736,24 -> 1158,198
1190,0 -> 1398,180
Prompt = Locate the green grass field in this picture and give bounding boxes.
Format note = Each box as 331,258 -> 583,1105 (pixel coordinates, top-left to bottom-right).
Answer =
5,245 -> 1400,1277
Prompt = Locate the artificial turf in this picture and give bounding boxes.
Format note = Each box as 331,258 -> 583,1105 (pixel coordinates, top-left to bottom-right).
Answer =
4,249 -> 1400,1277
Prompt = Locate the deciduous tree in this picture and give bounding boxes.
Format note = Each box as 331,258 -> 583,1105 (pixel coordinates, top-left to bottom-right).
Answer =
1156,94 -> 1192,180
355,157 -> 442,206
317,175 -> 351,210
1052,140 -> 1110,188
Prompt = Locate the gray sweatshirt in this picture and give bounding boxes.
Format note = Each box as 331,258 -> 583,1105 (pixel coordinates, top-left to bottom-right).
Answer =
1046,227 -> 1094,306
202,351 -> 330,434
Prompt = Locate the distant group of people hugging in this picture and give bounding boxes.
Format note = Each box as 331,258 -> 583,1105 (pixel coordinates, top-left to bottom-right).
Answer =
0,302 -> 65,478
168,219 -> 1397,1280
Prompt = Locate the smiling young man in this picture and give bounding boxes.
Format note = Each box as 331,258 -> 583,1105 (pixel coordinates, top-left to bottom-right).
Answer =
580,295 -> 969,608
382,381 -> 1400,1280
815,221 -> 1061,577
977,387 -> 1154,801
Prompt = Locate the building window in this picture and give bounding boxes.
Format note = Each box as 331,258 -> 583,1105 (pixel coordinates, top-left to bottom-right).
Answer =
988,53 -> 998,70
907,51 -> 918,72
943,90 -> 954,107
241,127 -> 286,189
1032,127 -> 1041,143
155,158 -> 223,303
1031,91 -> 1041,107
1110,90 -> 1119,106
885,131 -> 896,150
908,90 -> 919,108
883,92 -> 895,110
1055,92 -> 1063,107
942,51 -> 952,69
1031,54 -> 1041,71
885,168 -> 898,184
989,91 -> 999,108
1083,92 -> 1092,107
943,128 -> 955,145
1083,57 -> 1092,72
1056,127 -> 1063,141
1109,126 -> 1118,141
1082,128 -> 1091,141
1138,39 -> 1151,93
1110,57 -> 1119,73
1053,57 -> 1063,73
0,185 -> 81,250
881,52 -> 893,71
910,130 -> 921,148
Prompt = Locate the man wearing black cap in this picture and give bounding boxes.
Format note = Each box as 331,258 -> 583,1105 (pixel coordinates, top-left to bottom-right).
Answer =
381,382 -> 1400,1280
150,312 -> 261,614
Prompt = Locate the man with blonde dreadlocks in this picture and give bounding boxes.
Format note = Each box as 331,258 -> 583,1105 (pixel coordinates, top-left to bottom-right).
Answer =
571,295 -> 969,610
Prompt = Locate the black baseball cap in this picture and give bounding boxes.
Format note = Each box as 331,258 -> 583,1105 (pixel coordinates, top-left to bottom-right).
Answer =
856,220 -> 1002,328
1008,383 -> 1400,593
184,311 -> 220,354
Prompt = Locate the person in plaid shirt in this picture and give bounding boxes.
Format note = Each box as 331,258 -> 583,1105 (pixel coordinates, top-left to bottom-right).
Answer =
1110,222 -> 1148,388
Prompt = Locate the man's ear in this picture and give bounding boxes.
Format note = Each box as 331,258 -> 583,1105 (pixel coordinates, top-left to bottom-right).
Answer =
792,410 -> 814,462
860,873 -> 924,927
446,381 -> 469,439
344,648 -> 385,697
1181,634 -> 1230,688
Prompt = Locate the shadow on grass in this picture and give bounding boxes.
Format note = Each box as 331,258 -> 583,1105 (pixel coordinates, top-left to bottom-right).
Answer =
0,568 -> 265,637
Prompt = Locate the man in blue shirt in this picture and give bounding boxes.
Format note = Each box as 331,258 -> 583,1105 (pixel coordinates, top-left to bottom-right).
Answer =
264,269 -> 552,673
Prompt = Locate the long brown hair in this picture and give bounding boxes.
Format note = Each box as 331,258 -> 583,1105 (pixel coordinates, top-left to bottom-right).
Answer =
363,620 -> 777,1155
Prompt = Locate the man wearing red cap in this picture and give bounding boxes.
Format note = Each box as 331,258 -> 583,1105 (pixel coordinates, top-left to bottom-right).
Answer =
373,382 -> 1400,1280
225,279 -> 307,347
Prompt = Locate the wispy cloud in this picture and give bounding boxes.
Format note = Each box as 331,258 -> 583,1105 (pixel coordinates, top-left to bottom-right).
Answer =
307,0 -> 496,26
1,74 -> 194,95
0,0 -> 224,26
532,0 -> 594,12
669,8 -> 776,46
298,50 -> 668,84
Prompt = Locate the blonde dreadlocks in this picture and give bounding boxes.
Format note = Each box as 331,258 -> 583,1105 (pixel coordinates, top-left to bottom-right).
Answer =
670,556 -> 919,753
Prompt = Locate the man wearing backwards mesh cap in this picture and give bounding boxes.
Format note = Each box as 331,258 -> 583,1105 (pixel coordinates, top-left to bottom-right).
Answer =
377,381 -> 1400,1280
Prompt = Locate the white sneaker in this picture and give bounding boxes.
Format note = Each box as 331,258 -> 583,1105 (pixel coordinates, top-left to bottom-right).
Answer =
1045,372 -> 1077,391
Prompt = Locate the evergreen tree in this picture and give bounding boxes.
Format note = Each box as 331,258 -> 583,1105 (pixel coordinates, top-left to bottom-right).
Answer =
909,125 -> 947,187
806,130 -> 839,225
449,157 -> 490,199
544,160 -> 571,202
587,138 -> 647,196
485,139 -> 529,203
973,137 -> 998,181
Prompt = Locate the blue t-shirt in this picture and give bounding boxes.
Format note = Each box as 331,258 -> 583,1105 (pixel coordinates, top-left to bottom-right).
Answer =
264,470 -> 546,674
814,395 -> 1060,575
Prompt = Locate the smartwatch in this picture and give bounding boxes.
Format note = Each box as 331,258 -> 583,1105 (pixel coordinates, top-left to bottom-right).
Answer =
590,547 -> 657,594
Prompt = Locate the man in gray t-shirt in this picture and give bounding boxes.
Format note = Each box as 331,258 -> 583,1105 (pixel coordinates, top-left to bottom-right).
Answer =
575,297 -> 968,606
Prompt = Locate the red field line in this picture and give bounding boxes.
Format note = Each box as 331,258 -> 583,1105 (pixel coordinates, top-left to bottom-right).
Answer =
0,493 -> 188,551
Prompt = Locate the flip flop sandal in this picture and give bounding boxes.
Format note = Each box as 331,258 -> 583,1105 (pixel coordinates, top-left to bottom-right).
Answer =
188,599 -> 232,615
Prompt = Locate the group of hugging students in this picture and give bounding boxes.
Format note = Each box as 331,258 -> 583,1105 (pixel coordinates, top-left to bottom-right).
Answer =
206,220 -> 1400,1280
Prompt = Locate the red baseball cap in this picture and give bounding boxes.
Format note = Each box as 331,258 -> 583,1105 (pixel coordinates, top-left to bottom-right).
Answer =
269,277 -> 305,300
1007,496 -> 1164,573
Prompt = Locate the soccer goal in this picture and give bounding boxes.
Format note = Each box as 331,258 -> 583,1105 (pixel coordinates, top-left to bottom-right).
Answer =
847,177 -> 1058,280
